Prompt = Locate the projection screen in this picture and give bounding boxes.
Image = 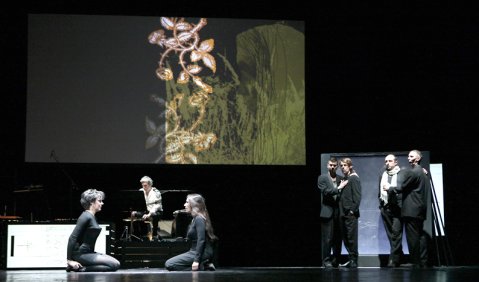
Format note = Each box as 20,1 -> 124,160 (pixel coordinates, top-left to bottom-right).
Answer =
26,14 -> 305,165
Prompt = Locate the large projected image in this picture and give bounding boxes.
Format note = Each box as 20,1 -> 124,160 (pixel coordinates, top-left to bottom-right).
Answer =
26,15 -> 305,165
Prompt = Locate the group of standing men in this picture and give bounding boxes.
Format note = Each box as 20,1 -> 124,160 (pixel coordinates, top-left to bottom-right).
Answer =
380,150 -> 429,268
318,150 -> 429,268
318,157 -> 362,268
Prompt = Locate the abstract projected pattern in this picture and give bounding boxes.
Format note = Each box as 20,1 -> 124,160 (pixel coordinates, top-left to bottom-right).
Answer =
146,18 -> 218,164
145,17 -> 305,164
26,15 -> 305,165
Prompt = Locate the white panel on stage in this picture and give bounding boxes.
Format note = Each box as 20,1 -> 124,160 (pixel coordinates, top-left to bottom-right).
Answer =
430,163 -> 445,236
6,224 -> 109,269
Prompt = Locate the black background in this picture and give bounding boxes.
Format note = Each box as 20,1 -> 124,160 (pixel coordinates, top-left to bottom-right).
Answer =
1,2 -> 478,266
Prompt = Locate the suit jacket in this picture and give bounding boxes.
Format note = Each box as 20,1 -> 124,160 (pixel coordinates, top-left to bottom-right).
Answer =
394,165 -> 427,219
317,174 -> 342,218
339,174 -> 361,217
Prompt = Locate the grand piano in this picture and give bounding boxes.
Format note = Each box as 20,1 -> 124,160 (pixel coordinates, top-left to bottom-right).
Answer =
110,189 -> 193,241
108,189 -> 193,268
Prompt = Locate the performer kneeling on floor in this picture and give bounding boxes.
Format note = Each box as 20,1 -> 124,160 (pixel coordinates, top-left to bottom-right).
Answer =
67,189 -> 121,272
165,193 -> 218,271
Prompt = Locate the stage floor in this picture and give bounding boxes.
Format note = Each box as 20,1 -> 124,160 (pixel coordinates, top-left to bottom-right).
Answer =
1,266 -> 478,282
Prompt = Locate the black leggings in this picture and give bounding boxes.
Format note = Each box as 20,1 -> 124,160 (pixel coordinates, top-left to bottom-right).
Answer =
74,252 -> 121,272
133,211 -> 162,237
165,250 -> 213,271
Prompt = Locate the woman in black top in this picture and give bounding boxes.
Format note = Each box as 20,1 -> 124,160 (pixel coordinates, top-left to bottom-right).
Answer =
66,189 -> 120,272
165,193 -> 218,271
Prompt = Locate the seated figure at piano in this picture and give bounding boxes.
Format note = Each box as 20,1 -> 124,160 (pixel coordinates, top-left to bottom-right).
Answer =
130,176 -> 163,241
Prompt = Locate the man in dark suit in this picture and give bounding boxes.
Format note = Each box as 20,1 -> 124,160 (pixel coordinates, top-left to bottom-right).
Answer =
379,154 -> 404,267
338,158 -> 361,268
317,157 -> 348,268
389,150 -> 428,267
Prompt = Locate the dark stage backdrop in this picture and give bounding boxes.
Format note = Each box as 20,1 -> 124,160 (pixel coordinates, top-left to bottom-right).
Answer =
26,14 -> 305,165
3,4 -> 479,268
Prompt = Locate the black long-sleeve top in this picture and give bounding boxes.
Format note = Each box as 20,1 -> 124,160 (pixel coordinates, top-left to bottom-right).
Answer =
67,211 -> 101,260
186,215 -> 208,263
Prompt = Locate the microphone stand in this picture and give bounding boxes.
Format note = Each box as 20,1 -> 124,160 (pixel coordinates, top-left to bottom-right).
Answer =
50,150 -> 78,219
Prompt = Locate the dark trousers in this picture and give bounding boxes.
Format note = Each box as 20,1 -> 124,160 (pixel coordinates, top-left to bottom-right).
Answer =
403,217 -> 423,265
133,211 -> 162,237
420,230 -> 429,266
340,214 -> 358,261
380,206 -> 403,263
320,208 -> 342,265
165,243 -> 214,271
74,252 -> 120,272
